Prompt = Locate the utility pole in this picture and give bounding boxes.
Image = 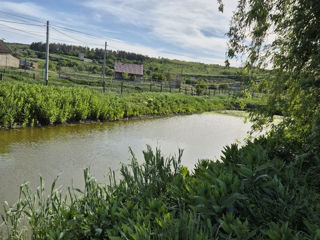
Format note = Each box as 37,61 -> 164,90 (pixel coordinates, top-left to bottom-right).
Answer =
45,20 -> 49,86
179,65 -> 183,91
102,41 -> 107,92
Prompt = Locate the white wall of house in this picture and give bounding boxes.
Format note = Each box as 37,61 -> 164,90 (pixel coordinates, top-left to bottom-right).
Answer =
0,54 -> 19,68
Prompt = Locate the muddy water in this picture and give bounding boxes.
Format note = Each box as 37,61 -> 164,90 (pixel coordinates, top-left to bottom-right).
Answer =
0,112 -> 251,204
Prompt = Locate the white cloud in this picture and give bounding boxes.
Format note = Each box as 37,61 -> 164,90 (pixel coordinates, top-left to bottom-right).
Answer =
82,0 -> 238,56
0,1 -> 47,20
0,0 -> 241,66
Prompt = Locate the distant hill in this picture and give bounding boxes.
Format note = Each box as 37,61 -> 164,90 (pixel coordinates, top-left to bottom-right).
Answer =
7,42 -> 243,84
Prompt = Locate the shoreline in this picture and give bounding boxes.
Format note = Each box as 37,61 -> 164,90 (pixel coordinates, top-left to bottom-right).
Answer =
0,109 -> 250,131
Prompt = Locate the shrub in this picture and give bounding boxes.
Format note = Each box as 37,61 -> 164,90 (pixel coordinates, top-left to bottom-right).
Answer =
1,138 -> 319,239
0,81 -> 234,128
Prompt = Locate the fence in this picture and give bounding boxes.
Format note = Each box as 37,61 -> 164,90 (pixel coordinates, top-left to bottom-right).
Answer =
0,67 -> 44,80
0,67 -> 242,96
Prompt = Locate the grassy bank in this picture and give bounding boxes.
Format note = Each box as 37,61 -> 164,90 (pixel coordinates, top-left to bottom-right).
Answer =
0,81 -> 258,128
1,134 -> 319,239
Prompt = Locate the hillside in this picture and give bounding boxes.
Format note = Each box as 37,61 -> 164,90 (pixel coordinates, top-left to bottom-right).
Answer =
7,42 -> 242,85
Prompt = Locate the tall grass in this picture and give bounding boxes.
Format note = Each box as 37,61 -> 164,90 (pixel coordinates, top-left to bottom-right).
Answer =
1,136 -> 319,239
0,81 -> 254,128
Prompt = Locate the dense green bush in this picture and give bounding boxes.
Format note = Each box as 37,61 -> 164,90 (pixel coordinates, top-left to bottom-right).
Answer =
1,134 -> 319,239
152,72 -> 167,82
0,81 -> 237,128
195,79 -> 208,96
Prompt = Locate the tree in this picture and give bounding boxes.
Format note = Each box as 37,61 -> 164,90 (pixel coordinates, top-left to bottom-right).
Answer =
122,72 -> 129,80
209,83 -> 218,90
219,83 -> 230,91
166,71 -> 173,82
226,0 -> 320,141
185,77 -> 196,85
152,72 -> 166,82
195,79 -> 208,96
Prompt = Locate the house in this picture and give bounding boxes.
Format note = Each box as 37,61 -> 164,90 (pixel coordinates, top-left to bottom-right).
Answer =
19,59 -> 38,70
0,40 -> 19,68
78,53 -> 84,61
114,61 -> 143,80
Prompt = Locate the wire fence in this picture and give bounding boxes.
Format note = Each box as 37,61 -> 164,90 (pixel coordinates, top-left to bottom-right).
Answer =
0,67 -> 243,97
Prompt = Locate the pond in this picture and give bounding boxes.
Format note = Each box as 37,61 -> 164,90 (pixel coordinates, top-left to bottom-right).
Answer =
0,112 -> 252,204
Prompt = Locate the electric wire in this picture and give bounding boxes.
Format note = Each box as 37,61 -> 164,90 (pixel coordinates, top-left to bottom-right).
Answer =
52,24 -> 103,40
0,10 -> 44,24
0,11 -> 218,63
52,26 -> 88,46
0,23 -> 45,38
0,19 -> 45,27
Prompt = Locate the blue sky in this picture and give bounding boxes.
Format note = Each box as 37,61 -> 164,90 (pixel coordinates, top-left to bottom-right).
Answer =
0,0 -> 239,65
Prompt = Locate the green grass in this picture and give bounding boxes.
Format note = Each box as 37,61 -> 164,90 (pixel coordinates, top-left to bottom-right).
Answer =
0,80 -> 258,128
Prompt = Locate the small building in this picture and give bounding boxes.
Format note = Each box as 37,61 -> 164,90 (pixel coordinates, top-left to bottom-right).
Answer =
78,53 -> 84,61
114,61 -> 143,81
0,40 -> 19,68
19,59 -> 38,70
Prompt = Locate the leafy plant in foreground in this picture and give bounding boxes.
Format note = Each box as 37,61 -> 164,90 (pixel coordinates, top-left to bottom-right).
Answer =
1,138 -> 319,239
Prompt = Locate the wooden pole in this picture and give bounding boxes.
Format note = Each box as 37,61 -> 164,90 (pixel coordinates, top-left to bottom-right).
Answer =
45,20 -> 49,86
102,41 -> 107,92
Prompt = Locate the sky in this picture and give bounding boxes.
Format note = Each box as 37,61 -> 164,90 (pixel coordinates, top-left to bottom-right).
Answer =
0,0 -> 240,66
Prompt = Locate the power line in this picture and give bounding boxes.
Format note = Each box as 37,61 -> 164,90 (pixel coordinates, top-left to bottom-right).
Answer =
0,23 -> 45,38
52,24 -> 103,40
51,24 -> 126,45
0,19 -> 45,27
52,26 -> 88,46
0,10 -> 44,24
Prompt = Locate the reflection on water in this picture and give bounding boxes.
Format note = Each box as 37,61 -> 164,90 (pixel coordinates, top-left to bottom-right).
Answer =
0,112 -> 251,204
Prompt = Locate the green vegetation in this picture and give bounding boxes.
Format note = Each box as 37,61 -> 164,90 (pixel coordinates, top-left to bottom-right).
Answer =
151,72 -> 167,82
2,0 -> 320,238
195,79 -> 208,96
8,42 -> 242,87
226,0 -> 320,139
0,81 -> 257,128
1,134 -> 320,239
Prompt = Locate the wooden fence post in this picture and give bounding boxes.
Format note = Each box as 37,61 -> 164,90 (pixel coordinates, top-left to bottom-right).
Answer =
0,73 -> 3,81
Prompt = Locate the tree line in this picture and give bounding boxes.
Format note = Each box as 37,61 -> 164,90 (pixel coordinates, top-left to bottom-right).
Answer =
30,42 -> 149,63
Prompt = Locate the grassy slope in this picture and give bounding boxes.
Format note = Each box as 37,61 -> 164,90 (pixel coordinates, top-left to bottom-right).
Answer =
7,43 -> 242,83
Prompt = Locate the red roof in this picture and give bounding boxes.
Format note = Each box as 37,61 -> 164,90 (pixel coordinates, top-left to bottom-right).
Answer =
114,61 -> 143,75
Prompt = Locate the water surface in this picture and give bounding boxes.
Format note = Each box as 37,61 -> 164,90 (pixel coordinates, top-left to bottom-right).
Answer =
0,112 -> 251,204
